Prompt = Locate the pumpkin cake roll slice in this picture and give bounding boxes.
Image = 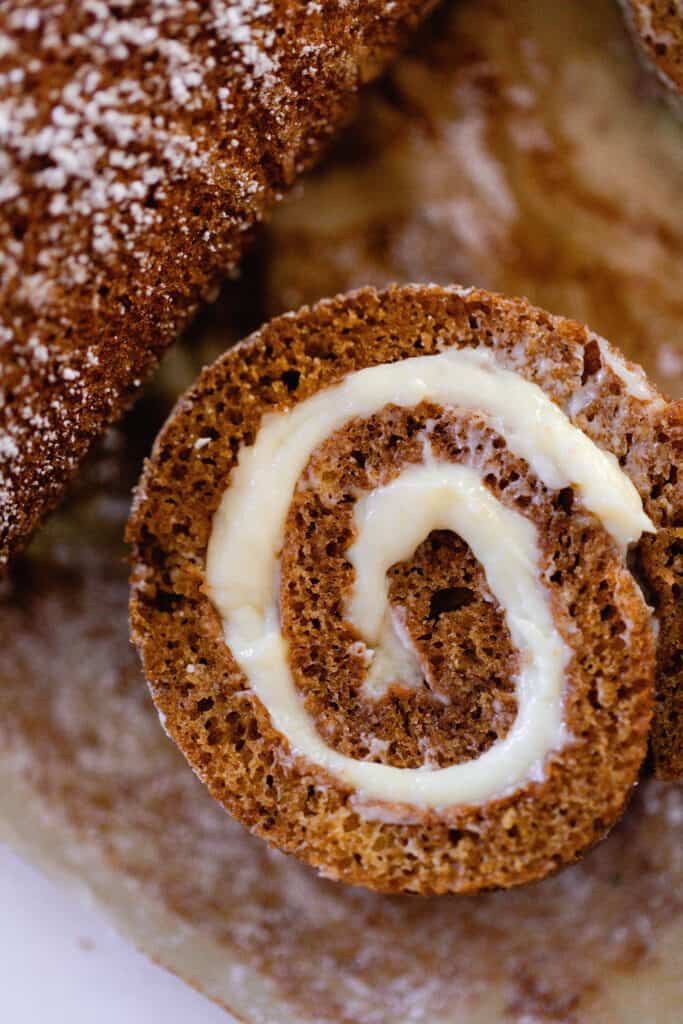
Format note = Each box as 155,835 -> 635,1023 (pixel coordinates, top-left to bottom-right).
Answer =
129,285 -> 680,895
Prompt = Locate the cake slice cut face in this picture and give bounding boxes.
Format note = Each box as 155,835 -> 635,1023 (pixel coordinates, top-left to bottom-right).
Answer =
129,285 -> 682,893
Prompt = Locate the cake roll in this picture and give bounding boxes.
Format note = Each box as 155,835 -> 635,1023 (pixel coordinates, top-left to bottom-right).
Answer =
621,1 -> 683,109
129,285 -> 681,894
0,0 -> 434,570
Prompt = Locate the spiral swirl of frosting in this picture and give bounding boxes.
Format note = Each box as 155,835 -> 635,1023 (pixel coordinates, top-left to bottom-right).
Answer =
206,345 -> 653,810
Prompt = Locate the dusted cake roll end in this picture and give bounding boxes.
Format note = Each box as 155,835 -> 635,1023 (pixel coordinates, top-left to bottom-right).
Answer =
129,285 -> 681,893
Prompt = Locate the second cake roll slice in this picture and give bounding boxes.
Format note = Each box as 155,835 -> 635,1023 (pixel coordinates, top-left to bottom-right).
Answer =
129,285 -> 681,894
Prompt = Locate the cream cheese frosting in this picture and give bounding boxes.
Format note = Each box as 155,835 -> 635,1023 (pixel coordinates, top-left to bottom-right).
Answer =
346,460 -> 571,801
206,346 -> 654,809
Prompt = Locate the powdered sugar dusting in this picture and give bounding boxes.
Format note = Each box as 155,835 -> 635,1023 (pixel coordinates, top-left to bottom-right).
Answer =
1,3 -> 278,297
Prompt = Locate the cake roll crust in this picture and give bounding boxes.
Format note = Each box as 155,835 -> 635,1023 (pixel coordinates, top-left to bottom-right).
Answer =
0,0 -> 433,569
621,1 -> 683,109
129,286 -> 681,892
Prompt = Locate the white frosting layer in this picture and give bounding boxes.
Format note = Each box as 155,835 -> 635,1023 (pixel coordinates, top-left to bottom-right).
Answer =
206,346 -> 654,809
346,461 -> 570,801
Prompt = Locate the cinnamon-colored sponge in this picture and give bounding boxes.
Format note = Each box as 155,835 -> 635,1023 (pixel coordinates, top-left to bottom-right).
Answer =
621,1 -> 683,108
128,286 -> 682,894
0,0 -> 433,569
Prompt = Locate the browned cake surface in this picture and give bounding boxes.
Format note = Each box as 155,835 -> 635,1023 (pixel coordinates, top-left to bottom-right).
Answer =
621,0 -> 683,102
264,0 -> 683,398
0,389 -> 682,1022
128,285 -> 681,892
0,0 -> 433,569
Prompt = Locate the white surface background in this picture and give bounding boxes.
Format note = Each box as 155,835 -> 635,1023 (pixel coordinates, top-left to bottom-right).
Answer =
0,843 -> 233,1023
